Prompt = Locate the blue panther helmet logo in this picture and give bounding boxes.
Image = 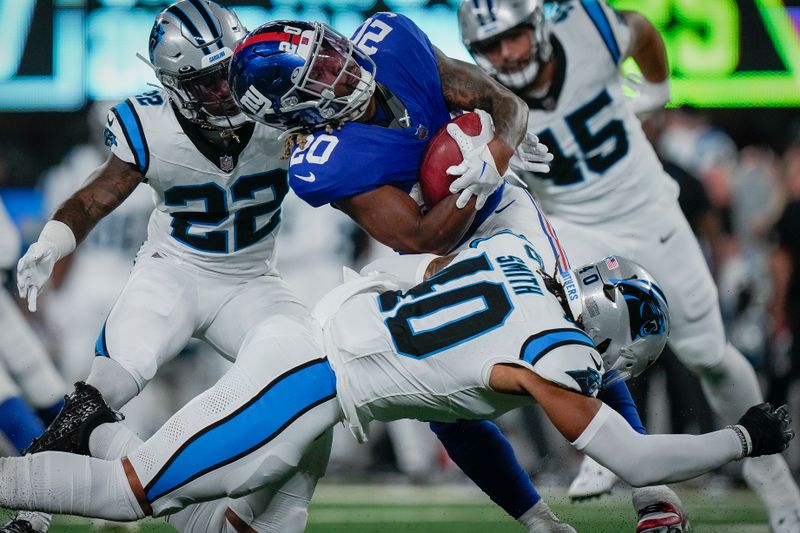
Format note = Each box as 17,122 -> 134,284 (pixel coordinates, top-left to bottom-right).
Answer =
611,278 -> 669,341
148,23 -> 165,62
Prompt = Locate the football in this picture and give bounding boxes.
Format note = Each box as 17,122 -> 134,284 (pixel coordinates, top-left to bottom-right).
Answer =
419,112 -> 482,208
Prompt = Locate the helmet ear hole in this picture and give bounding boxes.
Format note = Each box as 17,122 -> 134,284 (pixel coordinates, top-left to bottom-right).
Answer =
602,284 -> 616,302
595,338 -> 611,354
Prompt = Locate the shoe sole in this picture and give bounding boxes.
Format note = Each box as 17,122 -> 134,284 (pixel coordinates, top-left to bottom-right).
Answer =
569,488 -> 614,502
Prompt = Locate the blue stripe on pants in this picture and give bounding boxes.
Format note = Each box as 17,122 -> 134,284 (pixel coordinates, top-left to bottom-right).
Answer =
145,358 -> 336,502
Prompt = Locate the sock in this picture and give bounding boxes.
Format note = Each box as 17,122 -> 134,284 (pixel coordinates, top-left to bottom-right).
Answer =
743,455 -> 800,514
36,399 -> 64,427
430,419 -> 540,519
599,380 -> 646,434
0,397 -> 45,453
86,357 -> 140,410
0,453 -> 144,521
699,343 -> 763,424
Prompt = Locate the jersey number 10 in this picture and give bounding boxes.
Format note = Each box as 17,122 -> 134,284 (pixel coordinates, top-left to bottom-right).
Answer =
379,254 -> 513,358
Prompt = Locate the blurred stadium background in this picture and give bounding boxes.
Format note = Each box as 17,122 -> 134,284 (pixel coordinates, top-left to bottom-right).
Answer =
1,0 -> 800,530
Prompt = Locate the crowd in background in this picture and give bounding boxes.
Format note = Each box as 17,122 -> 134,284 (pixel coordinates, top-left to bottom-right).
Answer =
1,104 -> 799,489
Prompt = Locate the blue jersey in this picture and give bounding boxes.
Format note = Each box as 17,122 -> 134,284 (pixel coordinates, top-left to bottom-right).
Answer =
289,13 -> 503,245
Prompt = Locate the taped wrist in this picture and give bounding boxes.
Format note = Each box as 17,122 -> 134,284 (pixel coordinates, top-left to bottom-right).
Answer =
38,220 -> 76,260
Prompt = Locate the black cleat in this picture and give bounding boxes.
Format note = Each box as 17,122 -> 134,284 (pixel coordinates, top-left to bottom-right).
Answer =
23,382 -> 122,456
0,520 -> 39,533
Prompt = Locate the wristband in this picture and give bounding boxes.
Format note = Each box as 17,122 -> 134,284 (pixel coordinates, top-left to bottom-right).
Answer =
38,220 -> 77,260
726,424 -> 752,458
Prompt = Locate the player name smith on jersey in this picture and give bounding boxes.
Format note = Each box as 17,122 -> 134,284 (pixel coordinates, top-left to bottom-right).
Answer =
319,231 -> 603,441
105,90 -> 288,277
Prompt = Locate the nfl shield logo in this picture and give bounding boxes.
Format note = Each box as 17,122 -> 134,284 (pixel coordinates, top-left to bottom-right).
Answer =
220,155 -> 234,172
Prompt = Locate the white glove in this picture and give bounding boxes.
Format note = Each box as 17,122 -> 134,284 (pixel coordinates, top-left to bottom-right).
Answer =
510,132 -> 554,174
446,109 -> 504,210
17,242 -> 58,312
623,73 -> 670,117
16,220 -> 76,312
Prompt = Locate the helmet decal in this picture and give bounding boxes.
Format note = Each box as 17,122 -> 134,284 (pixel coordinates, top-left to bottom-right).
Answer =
613,279 -> 669,341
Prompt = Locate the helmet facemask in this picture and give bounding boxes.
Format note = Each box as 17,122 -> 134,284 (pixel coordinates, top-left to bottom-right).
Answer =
161,58 -> 250,130
462,3 -> 552,91
281,24 -> 377,129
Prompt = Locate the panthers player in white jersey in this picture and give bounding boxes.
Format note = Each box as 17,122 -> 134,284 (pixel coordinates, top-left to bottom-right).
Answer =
0,232 -> 792,532
459,1 -> 800,531
40,101 -> 154,385
11,2 -> 327,533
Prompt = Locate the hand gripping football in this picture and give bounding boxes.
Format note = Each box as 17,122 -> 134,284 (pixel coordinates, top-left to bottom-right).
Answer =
419,112 -> 482,208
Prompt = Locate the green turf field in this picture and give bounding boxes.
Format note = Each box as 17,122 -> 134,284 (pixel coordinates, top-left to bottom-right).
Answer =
1,483 -> 770,532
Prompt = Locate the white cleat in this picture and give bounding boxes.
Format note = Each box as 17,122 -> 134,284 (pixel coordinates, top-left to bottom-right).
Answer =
568,455 -> 618,501
520,501 -> 577,533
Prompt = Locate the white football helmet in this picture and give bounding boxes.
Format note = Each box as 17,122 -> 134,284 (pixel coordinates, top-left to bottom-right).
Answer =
146,0 -> 248,130
458,0 -> 552,90
558,256 -> 670,387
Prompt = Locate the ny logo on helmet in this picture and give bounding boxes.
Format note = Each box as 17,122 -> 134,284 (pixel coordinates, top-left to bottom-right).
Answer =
239,86 -> 272,117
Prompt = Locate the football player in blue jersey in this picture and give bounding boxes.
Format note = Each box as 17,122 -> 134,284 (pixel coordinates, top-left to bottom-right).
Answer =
228,13 -> 670,531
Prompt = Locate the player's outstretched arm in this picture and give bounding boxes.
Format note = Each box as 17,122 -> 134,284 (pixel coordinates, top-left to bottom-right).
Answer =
434,48 -> 528,174
16,154 -> 144,311
335,185 -> 478,254
490,365 -> 794,487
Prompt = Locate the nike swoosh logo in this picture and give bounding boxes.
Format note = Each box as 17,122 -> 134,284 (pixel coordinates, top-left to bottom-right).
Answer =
659,229 -> 676,244
590,351 -> 602,371
295,171 -> 316,183
107,115 -> 115,126
494,200 -> 516,214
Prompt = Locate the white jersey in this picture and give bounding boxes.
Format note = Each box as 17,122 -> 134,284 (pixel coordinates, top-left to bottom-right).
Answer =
317,231 -> 603,442
105,90 -> 288,277
521,0 -> 677,224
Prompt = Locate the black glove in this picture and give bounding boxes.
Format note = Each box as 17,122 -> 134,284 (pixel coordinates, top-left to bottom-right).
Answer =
737,403 -> 794,457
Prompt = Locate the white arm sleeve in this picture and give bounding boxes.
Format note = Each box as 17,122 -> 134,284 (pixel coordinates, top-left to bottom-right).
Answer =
0,198 -> 21,270
359,253 -> 438,288
573,404 -> 743,487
